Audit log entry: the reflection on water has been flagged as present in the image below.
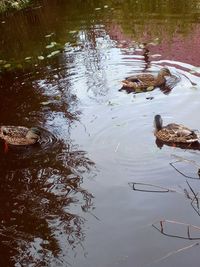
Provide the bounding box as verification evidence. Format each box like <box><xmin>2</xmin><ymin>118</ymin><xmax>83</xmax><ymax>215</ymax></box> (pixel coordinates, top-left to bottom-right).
<box><xmin>155</xmin><ymin>138</ymin><xmax>200</xmax><ymax>151</ymax></box>
<box><xmin>0</xmin><ymin>139</ymin><xmax>95</xmax><ymax>266</ymax></box>
<box><xmin>0</xmin><ymin>17</ymin><xmax>96</xmax><ymax>264</ymax></box>
<box><xmin>1</xmin><ymin>0</ymin><xmax>200</xmax><ymax>266</ymax></box>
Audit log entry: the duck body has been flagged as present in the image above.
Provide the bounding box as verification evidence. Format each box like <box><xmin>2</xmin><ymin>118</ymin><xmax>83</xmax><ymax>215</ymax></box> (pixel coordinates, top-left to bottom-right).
<box><xmin>154</xmin><ymin>115</ymin><xmax>199</xmax><ymax>143</ymax></box>
<box><xmin>0</xmin><ymin>126</ymin><xmax>41</xmax><ymax>145</ymax></box>
<box><xmin>122</xmin><ymin>68</ymin><xmax>172</xmax><ymax>90</ymax></box>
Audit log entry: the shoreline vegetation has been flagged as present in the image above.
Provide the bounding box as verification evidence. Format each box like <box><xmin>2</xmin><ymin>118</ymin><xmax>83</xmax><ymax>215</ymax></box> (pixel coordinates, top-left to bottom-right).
<box><xmin>0</xmin><ymin>0</ymin><xmax>31</xmax><ymax>13</ymax></box>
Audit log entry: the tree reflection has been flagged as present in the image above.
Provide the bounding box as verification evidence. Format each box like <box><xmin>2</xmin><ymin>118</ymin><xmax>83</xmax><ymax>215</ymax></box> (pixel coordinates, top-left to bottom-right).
<box><xmin>0</xmin><ymin>39</ymin><xmax>95</xmax><ymax>265</ymax></box>
<box><xmin>0</xmin><ymin>140</ymin><xmax>95</xmax><ymax>266</ymax></box>
<box><xmin>2</xmin><ymin>0</ymin><xmax>200</xmax><ymax>71</ymax></box>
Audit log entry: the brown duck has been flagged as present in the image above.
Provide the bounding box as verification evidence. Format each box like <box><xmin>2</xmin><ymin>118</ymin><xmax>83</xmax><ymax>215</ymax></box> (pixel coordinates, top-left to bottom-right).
<box><xmin>0</xmin><ymin>126</ymin><xmax>41</xmax><ymax>146</ymax></box>
<box><xmin>121</xmin><ymin>68</ymin><xmax>172</xmax><ymax>90</ymax></box>
<box><xmin>154</xmin><ymin>114</ymin><xmax>199</xmax><ymax>143</ymax></box>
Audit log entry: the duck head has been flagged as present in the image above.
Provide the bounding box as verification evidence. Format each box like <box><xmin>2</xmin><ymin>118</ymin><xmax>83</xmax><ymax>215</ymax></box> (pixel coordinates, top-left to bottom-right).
<box><xmin>26</xmin><ymin>127</ymin><xmax>41</xmax><ymax>141</ymax></box>
<box><xmin>154</xmin><ymin>114</ymin><xmax>163</xmax><ymax>131</ymax></box>
<box><xmin>158</xmin><ymin>68</ymin><xmax>172</xmax><ymax>78</ymax></box>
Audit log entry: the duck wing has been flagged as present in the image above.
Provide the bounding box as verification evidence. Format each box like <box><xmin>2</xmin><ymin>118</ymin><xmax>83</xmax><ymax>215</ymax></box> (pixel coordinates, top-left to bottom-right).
<box><xmin>121</xmin><ymin>73</ymin><xmax>157</xmax><ymax>90</ymax></box>
<box><xmin>0</xmin><ymin>126</ymin><xmax>29</xmax><ymax>145</ymax></box>
<box><xmin>0</xmin><ymin>126</ymin><xmax>28</xmax><ymax>138</ymax></box>
<box><xmin>162</xmin><ymin>123</ymin><xmax>199</xmax><ymax>143</ymax></box>
<box><xmin>125</xmin><ymin>73</ymin><xmax>155</xmax><ymax>82</ymax></box>
<box><xmin>122</xmin><ymin>74</ymin><xmax>156</xmax><ymax>89</ymax></box>
<box><xmin>166</xmin><ymin>124</ymin><xmax>194</xmax><ymax>136</ymax></box>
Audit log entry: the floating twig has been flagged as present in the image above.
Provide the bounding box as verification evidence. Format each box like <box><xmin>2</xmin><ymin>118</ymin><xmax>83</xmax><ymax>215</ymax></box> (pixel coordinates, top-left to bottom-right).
<box><xmin>186</xmin><ymin>180</ymin><xmax>199</xmax><ymax>209</ymax></box>
<box><xmin>152</xmin><ymin>242</ymin><xmax>199</xmax><ymax>264</ymax></box>
<box><xmin>183</xmin><ymin>188</ymin><xmax>192</xmax><ymax>200</ymax></box>
<box><xmin>115</xmin><ymin>142</ymin><xmax>120</xmax><ymax>152</ymax></box>
<box><xmin>129</xmin><ymin>182</ymin><xmax>176</xmax><ymax>193</ymax></box>
<box><xmin>191</xmin><ymin>199</ymin><xmax>200</xmax><ymax>217</ymax></box>
<box><xmin>152</xmin><ymin>219</ymin><xmax>200</xmax><ymax>240</ymax></box>
<box><xmin>171</xmin><ymin>154</ymin><xmax>200</xmax><ymax>168</ymax></box>
<box><xmin>170</xmin><ymin>161</ymin><xmax>200</xmax><ymax>180</ymax></box>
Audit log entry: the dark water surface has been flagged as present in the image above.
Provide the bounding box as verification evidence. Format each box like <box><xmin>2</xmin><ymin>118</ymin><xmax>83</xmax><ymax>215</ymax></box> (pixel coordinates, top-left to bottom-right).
<box><xmin>0</xmin><ymin>0</ymin><xmax>200</xmax><ymax>266</ymax></box>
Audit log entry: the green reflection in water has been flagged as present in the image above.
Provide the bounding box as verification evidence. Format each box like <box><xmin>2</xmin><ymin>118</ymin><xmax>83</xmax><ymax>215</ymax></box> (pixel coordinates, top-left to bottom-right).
<box><xmin>111</xmin><ymin>0</ymin><xmax>200</xmax><ymax>42</ymax></box>
<box><xmin>0</xmin><ymin>0</ymin><xmax>31</xmax><ymax>13</ymax></box>
<box><xmin>0</xmin><ymin>0</ymin><xmax>200</xmax><ymax>71</ymax></box>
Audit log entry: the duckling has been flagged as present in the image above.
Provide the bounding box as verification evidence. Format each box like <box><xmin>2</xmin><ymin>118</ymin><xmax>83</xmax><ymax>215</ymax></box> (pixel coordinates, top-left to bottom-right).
<box><xmin>154</xmin><ymin>115</ymin><xmax>199</xmax><ymax>143</ymax></box>
<box><xmin>0</xmin><ymin>126</ymin><xmax>41</xmax><ymax>145</ymax></box>
<box><xmin>122</xmin><ymin>68</ymin><xmax>172</xmax><ymax>90</ymax></box>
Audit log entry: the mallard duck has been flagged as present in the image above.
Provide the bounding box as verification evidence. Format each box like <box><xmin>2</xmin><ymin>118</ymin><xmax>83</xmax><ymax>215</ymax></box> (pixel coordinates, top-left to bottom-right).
<box><xmin>154</xmin><ymin>114</ymin><xmax>199</xmax><ymax>143</ymax></box>
<box><xmin>0</xmin><ymin>126</ymin><xmax>41</xmax><ymax>145</ymax></box>
<box><xmin>121</xmin><ymin>68</ymin><xmax>172</xmax><ymax>90</ymax></box>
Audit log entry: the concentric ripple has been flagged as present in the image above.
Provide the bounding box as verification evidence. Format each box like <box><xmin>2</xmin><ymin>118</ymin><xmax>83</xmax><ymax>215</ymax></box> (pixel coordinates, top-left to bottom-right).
<box><xmin>38</xmin><ymin>127</ymin><xmax>60</xmax><ymax>150</ymax></box>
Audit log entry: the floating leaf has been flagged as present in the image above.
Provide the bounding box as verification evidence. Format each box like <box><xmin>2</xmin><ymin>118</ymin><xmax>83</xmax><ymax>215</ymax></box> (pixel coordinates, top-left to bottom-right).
<box><xmin>46</xmin><ymin>42</ymin><xmax>57</xmax><ymax>49</ymax></box>
<box><xmin>47</xmin><ymin>50</ymin><xmax>61</xmax><ymax>58</ymax></box>
<box><xmin>25</xmin><ymin>57</ymin><xmax>32</xmax><ymax>60</ymax></box>
<box><xmin>45</xmin><ymin>33</ymin><xmax>54</xmax><ymax>38</ymax></box>
<box><xmin>41</xmin><ymin>101</ymin><xmax>52</xmax><ymax>106</ymax></box>
<box><xmin>11</xmin><ymin>2</ymin><xmax>19</xmax><ymax>8</ymax></box>
<box><xmin>135</xmin><ymin>48</ymin><xmax>143</xmax><ymax>52</ymax></box>
<box><xmin>95</xmin><ymin>7</ymin><xmax>101</xmax><ymax>10</ymax></box>
<box><xmin>54</xmin><ymin>95</ymin><xmax>61</xmax><ymax>100</ymax></box>
<box><xmin>4</xmin><ymin>63</ymin><xmax>11</xmax><ymax>68</ymax></box>
<box><xmin>189</xmin><ymin>70</ymin><xmax>196</xmax><ymax>74</ymax></box>
<box><xmin>149</xmin><ymin>38</ymin><xmax>160</xmax><ymax>46</ymax></box>
<box><xmin>107</xmin><ymin>101</ymin><xmax>118</xmax><ymax>106</ymax></box>
<box><xmin>149</xmin><ymin>42</ymin><xmax>158</xmax><ymax>46</ymax></box>
<box><xmin>139</xmin><ymin>44</ymin><xmax>145</xmax><ymax>49</ymax></box>
<box><xmin>50</xmin><ymin>50</ymin><xmax>61</xmax><ymax>56</ymax></box>
<box><xmin>38</xmin><ymin>56</ymin><xmax>45</xmax><ymax>60</ymax></box>
<box><xmin>115</xmin><ymin>122</ymin><xmax>127</xmax><ymax>127</ymax></box>
<box><xmin>46</xmin><ymin>44</ymin><xmax>54</xmax><ymax>49</ymax></box>
<box><xmin>190</xmin><ymin>67</ymin><xmax>200</xmax><ymax>73</ymax></box>
<box><xmin>151</xmin><ymin>54</ymin><xmax>162</xmax><ymax>58</ymax></box>
<box><xmin>147</xmin><ymin>86</ymin><xmax>154</xmax><ymax>91</ymax></box>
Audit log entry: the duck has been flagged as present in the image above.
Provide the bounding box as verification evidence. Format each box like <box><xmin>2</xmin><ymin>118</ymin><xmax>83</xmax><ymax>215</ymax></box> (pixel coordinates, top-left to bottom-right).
<box><xmin>154</xmin><ymin>114</ymin><xmax>199</xmax><ymax>143</ymax></box>
<box><xmin>0</xmin><ymin>126</ymin><xmax>41</xmax><ymax>146</ymax></box>
<box><xmin>121</xmin><ymin>68</ymin><xmax>172</xmax><ymax>90</ymax></box>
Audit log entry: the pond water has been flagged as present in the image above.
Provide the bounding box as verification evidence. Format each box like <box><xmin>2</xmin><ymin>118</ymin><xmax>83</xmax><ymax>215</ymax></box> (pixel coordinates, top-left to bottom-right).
<box><xmin>1</xmin><ymin>0</ymin><xmax>200</xmax><ymax>266</ymax></box>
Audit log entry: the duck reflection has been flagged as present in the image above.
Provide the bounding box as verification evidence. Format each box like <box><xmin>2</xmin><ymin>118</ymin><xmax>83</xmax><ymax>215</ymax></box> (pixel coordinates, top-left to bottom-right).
<box><xmin>155</xmin><ymin>138</ymin><xmax>200</xmax><ymax>150</ymax></box>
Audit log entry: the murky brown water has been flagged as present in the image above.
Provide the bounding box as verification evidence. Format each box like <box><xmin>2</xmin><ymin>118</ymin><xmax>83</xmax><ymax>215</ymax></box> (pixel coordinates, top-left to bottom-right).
<box><xmin>1</xmin><ymin>0</ymin><xmax>200</xmax><ymax>266</ymax></box>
